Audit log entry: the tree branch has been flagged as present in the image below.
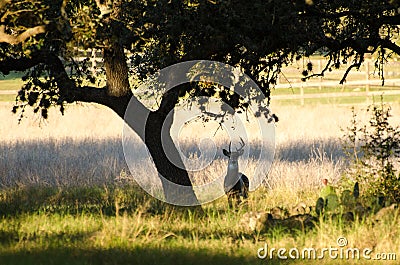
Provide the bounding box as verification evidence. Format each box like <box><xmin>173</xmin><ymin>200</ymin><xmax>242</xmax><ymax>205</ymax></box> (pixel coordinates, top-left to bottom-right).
<box><xmin>377</xmin><ymin>14</ymin><xmax>400</xmax><ymax>27</ymax></box>
<box><xmin>0</xmin><ymin>52</ymin><xmax>134</xmax><ymax>117</ymax></box>
<box><xmin>302</xmin><ymin>54</ymin><xmax>333</xmax><ymax>81</ymax></box>
<box><xmin>70</xmin><ymin>86</ymin><xmax>133</xmax><ymax>117</ymax></box>
<box><xmin>0</xmin><ymin>55</ymin><xmax>42</xmax><ymax>74</ymax></box>
<box><xmin>380</xmin><ymin>38</ymin><xmax>400</xmax><ymax>55</ymax></box>
<box><xmin>339</xmin><ymin>59</ymin><xmax>363</xmax><ymax>84</ymax></box>
<box><xmin>0</xmin><ymin>24</ymin><xmax>46</xmax><ymax>44</ymax></box>
<box><xmin>156</xmin><ymin>85</ymin><xmax>185</xmax><ymax>116</ymax></box>
<box><xmin>39</xmin><ymin>53</ymin><xmax>136</xmax><ymax>116</ymax></box>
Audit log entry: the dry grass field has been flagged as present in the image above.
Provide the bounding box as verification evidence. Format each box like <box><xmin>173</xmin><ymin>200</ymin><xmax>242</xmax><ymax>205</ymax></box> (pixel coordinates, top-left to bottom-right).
<box><xmin>2</xmin><ymin>100</ymin><xmax>399</xmax><ymax>190</ymax></box>
<box><xmin>0</xmin><ymin>99</ymin><xmax>399</xmax><ymax>264</ymax></box>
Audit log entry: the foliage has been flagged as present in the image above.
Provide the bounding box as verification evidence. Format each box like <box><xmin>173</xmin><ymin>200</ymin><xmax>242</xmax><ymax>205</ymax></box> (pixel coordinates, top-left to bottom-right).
<box><xmin>0</xmin><ymin>0</ymin><xmax>400</xmax><ymax>119</ymax></box>
<box><xmin>319</xmin><ymin>185</ymin><xmax>336</xmax><ymax>199</ymax></box>
<box><xmin>342</xmin><ymin>97</ymin><xmax>400</xmax><ymax>203</ymax></box>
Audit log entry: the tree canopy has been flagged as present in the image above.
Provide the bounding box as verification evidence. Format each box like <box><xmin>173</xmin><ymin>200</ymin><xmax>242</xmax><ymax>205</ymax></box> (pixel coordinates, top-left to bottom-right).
<box><xmin>1</xmin><ymin>0</ymin><xmax>399</xmax><ymax>117</ymax></box>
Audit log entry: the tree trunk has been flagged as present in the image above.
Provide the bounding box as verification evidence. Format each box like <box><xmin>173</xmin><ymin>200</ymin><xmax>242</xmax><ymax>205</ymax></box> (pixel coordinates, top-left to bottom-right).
<box><xmin>96</xmin><ymin>0</ymin><xmax>198</xmax><ymax>204</ymax></box>
<box><xmin>102</xmin><ymin>0</ymin><xmax>130</xmax><ymax>97</ymax></box>
<box><xmin>104</xmin><ymin>43</ymin><xmax>131</xmax><ymax>97</ymax></box>
<box><xmin>119</xmin><ymin>95</ymin><xmax>199</xmax><ymax>205</ymax></box>
<box><xmin>144</xmin><ymin>110</ymin><xmax>198</xmax><ymax>205</ymax></box>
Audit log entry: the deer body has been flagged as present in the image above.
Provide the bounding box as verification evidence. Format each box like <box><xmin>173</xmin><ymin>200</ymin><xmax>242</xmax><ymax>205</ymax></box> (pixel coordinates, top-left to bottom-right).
<box><xmin>223</xmin><ymin>139</ymin><xmax>249</xmax><ymax>207</ymax></box>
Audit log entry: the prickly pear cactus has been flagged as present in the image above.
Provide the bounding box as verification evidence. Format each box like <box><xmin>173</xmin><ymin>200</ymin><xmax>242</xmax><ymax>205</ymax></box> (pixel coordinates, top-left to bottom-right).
<box><xmin>353</xmin><ymin>182</ymin><xmax>359</xmax><ymax>199</ymax></box>
<box><xmin>316</xmin><ymin>197</ymin><xmax>324</xmax><ymax>216</ymax></box>
<box><xmin>320</xmin><ymin>185</ymin><xmax>336</xmax><ymax>199</ymax></box>
<box><xmin>317</xmin><ymin>183</ymin><xmax>339</xmax><ymax>212</ymax></box>
<box><xmin>341</xmin><ymin>189</ymin><xmax>356</xmax><ymax>209</ymax></box>
<box><xmin>325</xmin><ymin>193</ymin><xmax>339</xmax><ymax>211</ymax></box>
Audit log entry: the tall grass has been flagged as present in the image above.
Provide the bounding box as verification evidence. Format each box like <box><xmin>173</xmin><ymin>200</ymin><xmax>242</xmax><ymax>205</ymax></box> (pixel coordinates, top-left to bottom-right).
<box><xmin>2</xmin><ymin>101</ymin><xmax>399</xmax><ymax>199</ymax></box>
<box><xmin>0</xmin><ymin>102</ymin><xmax>358</xmax><ymax>187</ymax></box>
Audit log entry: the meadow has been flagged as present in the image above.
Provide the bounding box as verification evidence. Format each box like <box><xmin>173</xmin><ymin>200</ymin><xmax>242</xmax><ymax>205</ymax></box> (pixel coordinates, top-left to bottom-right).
<box><xmin>0</xmin><ymin>95</ymin><xmax>399</xmax><ymax>264</ymax></box>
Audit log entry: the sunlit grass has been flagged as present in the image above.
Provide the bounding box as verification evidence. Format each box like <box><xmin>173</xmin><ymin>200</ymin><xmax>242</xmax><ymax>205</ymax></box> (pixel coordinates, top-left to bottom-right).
<box><xmin>0</xmin><ymin>80</ymin><xmax>24</xmax><ymax>91</ymax></box>
<box><xmin>0</xmin><ymin>95</ymin><xmax>16</xmax><ymax>102</ymax></box>
<box><xmin>0</xmin><ymin>185</ymin><xmax>398</xmax><ymax>265</ymax></box>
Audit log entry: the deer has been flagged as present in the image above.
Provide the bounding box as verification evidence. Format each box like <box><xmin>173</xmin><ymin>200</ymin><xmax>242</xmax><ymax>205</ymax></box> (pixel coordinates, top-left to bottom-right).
<box><xmin>223</xmin><ymin>138</ymin><xmax>249</xmax><ymax>207</ymax></box>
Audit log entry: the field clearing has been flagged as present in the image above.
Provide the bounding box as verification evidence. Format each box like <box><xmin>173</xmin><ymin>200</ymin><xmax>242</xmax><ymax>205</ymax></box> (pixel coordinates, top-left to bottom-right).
<box><xmin>1</xmin><ymin>101</ymin><xmax>400</xmax><ymax>264</ymax></box>
<box><xmin>0</xmin><ymin>101</ymin><xmax>357</xmax><ymax>189</ymax></box>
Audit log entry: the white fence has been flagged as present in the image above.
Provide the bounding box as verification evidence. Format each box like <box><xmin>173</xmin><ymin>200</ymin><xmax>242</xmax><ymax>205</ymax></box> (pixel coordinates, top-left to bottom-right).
<box><xmin>272</xmin><ymin>60</ymin><xmax>400</xmax><ymax>104</ymax></box>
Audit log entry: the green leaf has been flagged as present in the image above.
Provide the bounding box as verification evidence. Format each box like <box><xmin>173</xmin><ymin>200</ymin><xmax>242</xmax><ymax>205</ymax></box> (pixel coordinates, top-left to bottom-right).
<box><xmin>320</xmin><ymin>185</ymin><xmax>336</xmax><ymax>199</ymax></box>
<box><xmin>325</xmin><ymin>194</ymin><xmax>339</xmax><ymax>211</ymax></box>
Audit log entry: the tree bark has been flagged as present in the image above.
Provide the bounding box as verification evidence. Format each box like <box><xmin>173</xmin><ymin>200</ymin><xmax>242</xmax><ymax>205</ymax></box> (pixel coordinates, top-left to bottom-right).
<box><xmin>100</xmin><ymin>89</ymin><xmax>199</xmax><ymax>205</ymax></box>
<box><xmin>94</xmin><ymin>1</ymin><xmax>197</xmax><ymax>203</ymax></box>
<box><xmin>122</xmin><ymin>93</ymin><xmax>198</xmax><ymax>205</ymax></box>
<box><xmin>144</xmin><ymin>110</ymin><xmax>198</xmax><ymax>205</ymax></box>
<box><xmin>102</xmin><ymin>0</ymin><xmax>131</xmax><ymax>97</ymax></box>
<box><xmin>103</xmin><ymin>43</ymin><xmax>131</xmax><ymax>97</ymax></box>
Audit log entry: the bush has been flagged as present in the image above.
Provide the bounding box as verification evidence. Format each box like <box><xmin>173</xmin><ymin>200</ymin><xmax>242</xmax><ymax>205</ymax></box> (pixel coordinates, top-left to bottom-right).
<box><xmin>341</xmin><ymin>97</ymin><xmax>400</xmax><ymax>204</ymax></box>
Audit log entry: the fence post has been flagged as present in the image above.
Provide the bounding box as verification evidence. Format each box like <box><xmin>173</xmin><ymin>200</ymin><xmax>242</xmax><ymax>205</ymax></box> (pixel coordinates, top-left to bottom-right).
<box><xmin>365</xmin><ymin>61</ymin><xmax>370</xmax><ymax>103</ymax></box>
<box><xmin>318</xmin><ymin>60</ymin><xmax>322</xmax><ymax>91</ymax></box>
<box><xmin>90</xmin><ymin>49</ymin><xmax>97</xmax><ymax>73</ymax></box>
<box><xmin>300</xmin><ymin>85</ymin><xmax>304</xmax><ymax>106</ymax></box>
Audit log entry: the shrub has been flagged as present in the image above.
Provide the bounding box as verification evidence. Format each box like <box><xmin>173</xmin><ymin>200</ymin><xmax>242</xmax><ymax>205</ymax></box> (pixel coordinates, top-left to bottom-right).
<box><xmin>341</xmin><ymin>97</ymin><xmax>400</xmax><ymax>204</ymax></box>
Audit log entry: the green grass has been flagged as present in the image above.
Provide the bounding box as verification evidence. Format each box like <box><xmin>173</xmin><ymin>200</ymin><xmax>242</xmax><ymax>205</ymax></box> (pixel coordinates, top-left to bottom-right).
<box><xmin>0</xmin><ymin>185</ymin><xmax>398</xmax><ymax>265</ymax></box>
<box><xmin>0</xmin><ymin>71</ymin><xmax>25</xmax><ymax>80</ymax></box>
<box><xmin>0</xmin><ymin>72</ymin><xmax>24</xmax><ymax>102</ymax></box>
<box><xmin>0</xmin><ymin>244</ymin><xmax>261</xmax><ymax>265</ymax></box>
<box><xmin>0</xmin><ymin>72</ymin><xmax>24</xmax><ymax>91</ymax></box>
<box><xmin>0</xmin><ymin>80</ymin><xmax>23</xmax><ymax>91</ymax></box>
<box><xmin>0</xmin><ymin>185</ymin><xmax>263</xmax><ymax>265</ymax></box>
<box><xmin>0</xmin><ymin>94</ymin><xmax>16</xmax><ymax>102</ymax></box>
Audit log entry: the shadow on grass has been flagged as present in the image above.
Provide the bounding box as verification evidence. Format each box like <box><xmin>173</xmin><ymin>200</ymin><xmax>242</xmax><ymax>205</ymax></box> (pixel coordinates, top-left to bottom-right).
<box><xmin>0</xmin><ymin>244</ymin><xmax>290</xmax><ymax>265</ymax></box>
<box><xmin>276</xmin><ymin>137</ymin><xmax>344</xmax><ymax>163</ymax></box>
<box><xmin>1</xmin><ymin>137</ymin><xmax>344</xmax><ymax>187</ymax></box>
<box><xmin>0</xmin><ymin>184</ymin><xmax>162</xmax><ymax>217</ymax></box>
<box><xmin>0</xmin><ymin>230</ymin><xmax>92</xmax><ymax>248</ymax></box>
<box><xmin>0</xmin><ymin>184</ymin><xmax>213</xmax><ymax>218</ymax></box>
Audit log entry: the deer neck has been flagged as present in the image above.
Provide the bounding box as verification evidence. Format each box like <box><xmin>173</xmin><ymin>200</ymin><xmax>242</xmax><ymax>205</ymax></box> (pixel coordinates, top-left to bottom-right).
<box><xmin>227</xmin><ymin>159</ymin><xmax>239</xmax><ymax>177</ymax></box>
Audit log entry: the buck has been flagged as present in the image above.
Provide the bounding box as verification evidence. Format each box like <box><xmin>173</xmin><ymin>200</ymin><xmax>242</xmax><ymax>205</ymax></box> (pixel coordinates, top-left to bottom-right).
<box><xmin>223</xmin><ymin>138</ymin><xmax>249</xmax><ymax>207</ymax></box>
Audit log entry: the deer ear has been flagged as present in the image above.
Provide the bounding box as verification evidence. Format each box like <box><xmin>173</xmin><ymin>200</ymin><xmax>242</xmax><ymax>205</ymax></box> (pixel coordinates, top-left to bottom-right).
<box><xmin>223</xmin><ymin>149</ymin><xmax>230</xmax><ymax>157</ymax></box>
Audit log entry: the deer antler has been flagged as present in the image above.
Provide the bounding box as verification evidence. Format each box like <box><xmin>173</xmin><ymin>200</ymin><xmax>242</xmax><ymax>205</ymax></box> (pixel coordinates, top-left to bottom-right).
<box><xmin>236</xmin><ymin>137</ymin><xmax>245</xmax><ymax>151</ymax></box>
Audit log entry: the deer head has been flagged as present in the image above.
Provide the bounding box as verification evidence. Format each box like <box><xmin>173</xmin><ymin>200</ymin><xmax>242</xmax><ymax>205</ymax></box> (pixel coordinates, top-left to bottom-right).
<box><xmin>223</xmin><ymin>137</ymin><xmax>245</xmax><ymax>159</ymax></box>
